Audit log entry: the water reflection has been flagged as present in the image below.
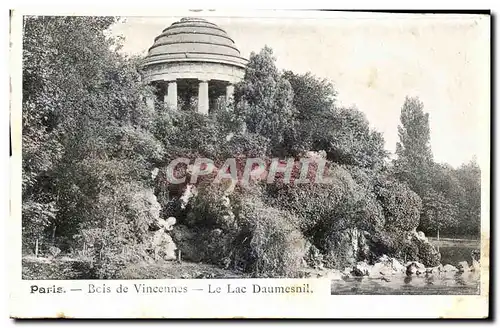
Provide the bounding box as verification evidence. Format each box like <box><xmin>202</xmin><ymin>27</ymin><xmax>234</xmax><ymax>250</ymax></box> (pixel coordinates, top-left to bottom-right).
<box><xmin>454</xmin><ymin>274</ymin><xmax>467</xmax><ymax>286</ymax></box>
<box><xmin>331</xmin><ymin>273</ymin><xmax>480</xmax><ymax>295</ymax></box>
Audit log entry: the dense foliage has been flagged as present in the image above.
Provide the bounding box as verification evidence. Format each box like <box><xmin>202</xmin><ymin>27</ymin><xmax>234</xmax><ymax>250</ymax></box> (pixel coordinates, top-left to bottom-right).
<box><xmin>22</xmin><ymin>17</ymin><xmax>481</xmax><ymax>278</ymax></box>
<box><xmin>22</xmin><ymin>16</ymin><xmax>162</xmax><ymax>277</ymax></box>
<box><xmin>393</xmin><ymin>98</ymin><xmax>481</xmax><ymax>238</ymax></box>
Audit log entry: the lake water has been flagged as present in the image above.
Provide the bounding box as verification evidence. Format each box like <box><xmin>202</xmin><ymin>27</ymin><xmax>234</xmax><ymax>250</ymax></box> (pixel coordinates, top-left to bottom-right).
<box><xmin>331</xmin><ymin>273</ymin><xmax>480</xmax><ymax>295</ymax></box>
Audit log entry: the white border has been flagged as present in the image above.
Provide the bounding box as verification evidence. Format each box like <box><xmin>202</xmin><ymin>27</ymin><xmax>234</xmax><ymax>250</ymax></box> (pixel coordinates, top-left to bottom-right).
<box><xmin>4</xmin><ymin>3</ymin><xmax>493</xmax><ymax>321</ymax></box>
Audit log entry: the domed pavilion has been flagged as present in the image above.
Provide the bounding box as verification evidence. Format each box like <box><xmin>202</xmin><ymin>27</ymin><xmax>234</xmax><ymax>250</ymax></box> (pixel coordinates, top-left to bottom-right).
<box><xmin>141</xmin><ymin>17</ymin><xmax>248</xmax><ymax>114</ymax></box>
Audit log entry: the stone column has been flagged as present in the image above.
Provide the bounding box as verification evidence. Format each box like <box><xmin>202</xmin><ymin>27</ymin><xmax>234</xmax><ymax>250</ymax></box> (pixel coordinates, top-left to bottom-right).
<box><xmin>226</xmin><ymin>84</ymin><xmax>235</xmax><ymax>102</ymax></box>
<box><xmin>198</xmin><ymin>80</ymin><xmax>209</xmax><ymax>114</ymax></box>
<box><xmin>165</xmin><ymin>81</ymin><xmax>177</xmax><ymax>110</ymax></box>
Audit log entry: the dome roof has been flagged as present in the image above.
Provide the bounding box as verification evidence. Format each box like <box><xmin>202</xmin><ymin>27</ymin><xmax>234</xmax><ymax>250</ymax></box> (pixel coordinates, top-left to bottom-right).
<box><xmin>142</xmin><ymin>17</ymin><xmax>247</xmax><ymax>69</ymax></box>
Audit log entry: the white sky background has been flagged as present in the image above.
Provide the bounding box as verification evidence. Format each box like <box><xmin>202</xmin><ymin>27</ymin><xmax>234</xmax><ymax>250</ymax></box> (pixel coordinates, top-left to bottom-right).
<box><xmin>110</xmin><ymin>13</ymin><xmax>490</xmax><ymax>168</ymax></box>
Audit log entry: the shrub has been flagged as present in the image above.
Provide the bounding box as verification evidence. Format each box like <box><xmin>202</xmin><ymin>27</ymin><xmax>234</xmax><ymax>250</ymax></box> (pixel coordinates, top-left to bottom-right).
<box><xmin>174</xmin><ymin>184</ymin><xmax>307</xmax><ymax>277</ymax></box>
<box><xmin>69</xmin><ymin>182</ymin><xmax>162</xmax><ymax>278</ymax></box>
<box><xmin>239</xmin><ymin>196</ymin><xmax>307</xmax><ymax>277</ymax></box>
<box><xmin>221</xmin><ymin>133</ymin><xmax>270</xmax><ymax>158</ymax></box>
<box><xmin>184</xmin><ymin>184</ymin><xmax>236</xmax><ymax>230</ymax></box>
<box><xmin>413</xmin><ymin>234</ymin><xmax>441</xmax><ymax>266</ymax></box>
<box><xmin>170</xmin><ymin>224</ymin><xmax>204</xmax><ymax>263</ymax></box>
<box><xmin>320</xmin><ymin>228</ymin><xmax>371</xmax><ymax>269</ymax></box>
<box><xmin>376</xmin><ymin>178</ymin><xmax>422</xmax><ymax>231</ymax></box>
<box><xmin>22</xmin><ymin>257</ymin><xmax>96</xmax><ymax>279</ymax></box>
<box><xmin>266</xmin><ymin>164</ymin><xmax>384</xmax><ymax>266</ymax></box>
<box><xmin>365</xmin><ymin>228</ymin><xmax>440</xmax><ymax>266</ymax></box>
<box><xmin>367</xmin><ymin>228</ymin><xmax>418</xmax><ymax>262</ymax></box>
<box><xmin>265</xmin><ymin>165</ymin><xmax>354</xmax><ymax>234</ymax></box>
<box><xmin>94</xmin><ymin>243</ymin><xmax>152</xmax><ymax>279</ymax></box>
<box><xmin>305</xmin><ymin>244</ymin><xmax>324</xmax><ymax>268</ymax></box>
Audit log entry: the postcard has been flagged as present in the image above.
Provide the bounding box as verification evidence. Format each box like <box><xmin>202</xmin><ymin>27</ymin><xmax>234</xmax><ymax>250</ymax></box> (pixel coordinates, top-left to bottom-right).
<box><xmin>9</xmin><ymin>9</ymin><xmax>490</xmax><ymax>318</ymax></box>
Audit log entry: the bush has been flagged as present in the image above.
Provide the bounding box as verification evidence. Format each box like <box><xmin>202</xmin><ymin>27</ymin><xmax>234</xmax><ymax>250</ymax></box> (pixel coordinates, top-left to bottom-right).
<box><xmin>184</xmin><ymin>184</ymin><xmax>236</xmax><ymax>230</ymax></box>
<box><xmin>174</xmin><ymin>184</ymin><xmax>307</xmax><ymax>277</ymax></box>
<box><xmin>68</xmin><ymin>182</ymin><xmax>163</xmax><ymax>278</ymax></box>
<box><xmin>94</xmin><ymin>243</ymin><xmax>152</xmax><ymax>279</ymax></box>
<box><xmin>413</xmin><ymin>234</ymin><xmax>441</xmax><ymax>266</ymax></box>
<box><xmin>221</xmin><ymin>133</ymin><xmax>270</xmax><ymax>158</ymax></box>
<box><xmin>239</xmin><ymin>196</ymin><xmax>307</xmax><ymax>277</ymax></box>
<box><xmin>366</xmin><ymin>229</ymin><xmax>417</xmax><ymax>262</ymax></box>
<box><xmin>265</xmin><ymin>164</ymin><xmax>384</xmax><ymax>267</ymax></box>
<box><xmin>365</xmin><ymin>228</ymin><xmax>440</xmax><ymax>266</ymax></box>
<box><xmin>22</xmin><ymin>257</ymin><xmax>96</xmax><ymax>279</ymax></box>
<box><xmin>320</xmin><ymin>228</ymin><xmax>371</xmax><ymax>269</ymax></box>
<box><xmin>265</xmin><ymin>165</ymin><xmax>354</xmax><ymax>234</ymax></box>
<box><xmin>170</xmin><ymin>224</ymin><xmax>203</xmax><ymax>263</ymax></box>
<box><xmin>305</xmin><ymin>244</ymin><xmax>324</xmax><ymax>268</ymax></box>
<box><xmin>376</xmin><ymin>178</ymin><xmax>422</xmax><ymax>231</ymax></box>
<box><xmin>95</xmin><ymin>252</ymin><xmax>130</xmax><ymax>279</ymax></box>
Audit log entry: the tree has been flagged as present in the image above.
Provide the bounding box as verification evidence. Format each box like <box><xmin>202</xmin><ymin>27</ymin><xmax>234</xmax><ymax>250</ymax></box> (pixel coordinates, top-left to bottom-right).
<box><xmin>455</xmin><ymin>159</ymin><xmax>481</xmax><ymax>237</ymax></box>
<box><xmin>393</xmin><ymin>96</ymin><xmax>433</xmax><ymax>195</ymax></box>
<box><xmin>392</xmin><ymin>97</ymin><xmax>481</xmax><ymax>239</ymax></box>
<box><xmin>234</xmin><ymin>46</ymin><xmax>295</xmax><ymax>154</ymax></box>
<box><xmin>281</xmin><ymin>71</ymin><xmax>387</xmax><ymax>168</ymax></box>
<box><xmin>420</xmin><ymin>189</ymin><xmax>457</xmax><ymax>239</ymax></box>
<box><xmin>321</xmin><ymin>107</ymin><xmax>387</xmax><ymax>169</ymax></box>
<box><xmin>376</xmin><ymin>178</ymin><xmax>422</xmax><ymax>232</ymax></box>
<box><xmin>280</xmin><ymin>71</ymin><xmax>336</xmax><ymax>155</ymax></box>
<box><xmin>22</xmin><ymin>16</ymin><xmax>162</xmax><ymax>257</ymax></box>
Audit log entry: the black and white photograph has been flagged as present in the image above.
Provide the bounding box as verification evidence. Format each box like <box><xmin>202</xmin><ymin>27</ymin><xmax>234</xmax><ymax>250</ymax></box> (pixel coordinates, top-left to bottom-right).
<box><xmin>10</xmin><ymin>9</ymin><xmax>490</xmax><ymax>318</ymax></box>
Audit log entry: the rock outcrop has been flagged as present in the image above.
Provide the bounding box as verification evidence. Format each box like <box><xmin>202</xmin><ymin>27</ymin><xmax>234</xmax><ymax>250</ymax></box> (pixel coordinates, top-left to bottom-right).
<box><xmin>443</xmin><ymin>264</ymin><xmax>459</xmax><ymax>272</ymax></box>
<box><xmin>410</xmin><ymin>231</ymin><xmax>441</xmax><ymax>267</ymax></box>
<box><xmin>426</xmin><ymin>264</ymin><xmax>444</xmax><ymax>275</ymax></box>
<box><xmin>180</xmin><ymin>184</ymin><xmax>197</xmax><ymax>209</ymax></box>
<box><xmin>351</xmin><ymin>261</ymin><xmax>373</xmax><ymax>277</ymax></box>
<box><xmin>370</xmin><ymin>255</ymin><xmax>405</xmax><ymax>277</ymax></box>
<box><xmin>336</xmin><ymin>251</ymin><xmax>480</xmax><ymax>282</ymax></box>
<box><xmin>300</xmin><ymin>268</ymin><xmax>343</xmax><ymax>279</ymax></box>
<box><xmin>457</xmin><ymin>261</ymin><xmax>469</xmax><ymax>273</ymax></box>
<box><xmin>471</xmin><ymin>259</ymin><xmax>480</xmax><ymax>272</ymax></box>
<box><xmin>152</xmin><ymin>230</ymin><xmax>177</xmax><ymax>260</ymax></box>
<box><xmin>406</xmin><ymin>261</ymin><xmax>426</xmax><ymax>276</ymax></box>
<box><xmin>471</xmin><ymin>249</ymin><xmax>480</xmax><ymax>262</ymax></box>
<box><xmin>322</xmin><ymin>228</ymin><xmax>371</xmax><ymax>269</ymax></box>
<box><xmin>152</xmin><ymin>217</ymin><xmax>178</xmax><ymax>261</ymax></box>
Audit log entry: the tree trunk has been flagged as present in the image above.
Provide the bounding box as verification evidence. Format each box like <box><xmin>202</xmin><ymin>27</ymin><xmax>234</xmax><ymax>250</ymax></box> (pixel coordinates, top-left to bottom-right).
<box><xmin>437</xmin><ymin>227</ymin><xmax>440</xmax><ymax>253</ymax></box>
<box><xmin>177</xmin><ymin>249</ymin><xmax>182</xmax><ymax>264</ymax></box>
<box><xmin>51</xmin><ymin>225</ymin><xmax>57</xmax><ymax>245</ymax></box>
<box><xmin>35</xmin><ymin>238</ymin><xmax>39</xmax><ymax>257</ymax></box>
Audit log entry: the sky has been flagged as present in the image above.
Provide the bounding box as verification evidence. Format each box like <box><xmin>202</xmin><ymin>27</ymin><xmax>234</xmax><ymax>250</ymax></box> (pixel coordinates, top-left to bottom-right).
<box><xmin>110</xmin><ymin>12</ymin><xmax>490</xmax><ymax>168</ymax></box>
